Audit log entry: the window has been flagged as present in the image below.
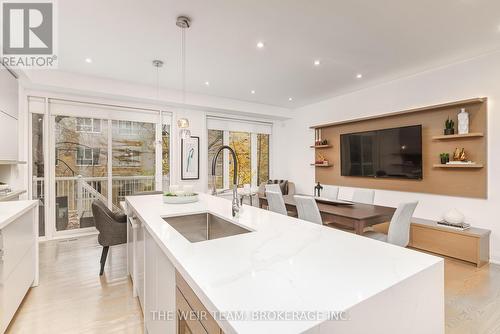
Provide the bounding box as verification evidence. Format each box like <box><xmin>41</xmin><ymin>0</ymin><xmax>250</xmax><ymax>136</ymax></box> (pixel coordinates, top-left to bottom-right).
<box><xmin>76</xmin><ymin>117</ymin><xmax>101</xmax><ymax>133</ymax></box>
<box><xmin>207</xmin><ymin>117</ymin><xmax>272</xmax><ymax>190</ymax></box>
<box><xmin>76</xmin><ymin>147</ymin><xmax>100</xmax><ymax>166</ymax></box>
<box><xmin>257</xmin><ymin>133</ymin><xmax>269</xmax><ymax>185</ymax></box>
<box><xmin>208</xmin><ymin>129</ymin><xmax>224</xmax><ymax>190</ymax></box>
<box><xmin>229</xmin><ymin>132</ymin><xmax>251</xmax><ymax>187</ymax></box>
<box><xmin>117</xmin><ymin>120</ymin><xmax>138</xmax><ymax>135</ymax></box>
<box><xmin>162</xmin><ymin>122</ymin><xmax>171</xmax><ymax>190</ymax></box>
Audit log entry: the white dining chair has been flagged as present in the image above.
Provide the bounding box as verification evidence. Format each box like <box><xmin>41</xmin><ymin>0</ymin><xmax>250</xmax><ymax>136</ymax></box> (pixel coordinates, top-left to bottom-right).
<box><xmin>265</xmin><ymin>191</ymin><xmax>288</xmax><ymax>216</ymax></box>
<box><xmin>294</xmin><ymin>195</ymin><xmax>323</xmax><ymax>224</ymax></box>
<box><xmin>365</xmin><ymin>201</ymin><xmax>418</xmax><ymax>247</ymax></box>
<box><xmin>352</xmin><ymin>189</ymin><xmax>375</xmax><ymax>204</ymax></box>
<box><xmin>321</xmin><ymin>185</ymin><xmax>339</xmax><ymax>200</ymax></box>
<box><xmin>265</xmin><ymin>183</ymin><xmax>282</xmax><ymax>194</ymax></box>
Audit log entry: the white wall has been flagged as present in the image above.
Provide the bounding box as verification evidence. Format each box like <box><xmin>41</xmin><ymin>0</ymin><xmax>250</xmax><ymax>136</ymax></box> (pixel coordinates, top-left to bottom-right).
<box><xmin>275</xmin><ymin>51</ymin><xmax>500</xmax><ymax>263</ymax></box>
<box><xmin>18</xmin><ymin>71</ymin><xmax>286</xmax><ymax>196</ymax></box>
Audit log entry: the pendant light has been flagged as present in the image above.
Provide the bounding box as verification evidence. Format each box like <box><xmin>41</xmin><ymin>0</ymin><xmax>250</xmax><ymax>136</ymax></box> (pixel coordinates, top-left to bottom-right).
<box><xmin>177</xmin><ymin>16</ymin><xmax>191</xmax><ymax>140</ymax></box>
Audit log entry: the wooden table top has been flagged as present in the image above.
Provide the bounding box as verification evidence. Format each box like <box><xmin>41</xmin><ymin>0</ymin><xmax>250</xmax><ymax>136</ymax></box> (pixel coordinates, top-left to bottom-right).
<box><xmin>260</xmin><ymin>194</ymin><xmax>396</xmax><ymax>221</ymax></box>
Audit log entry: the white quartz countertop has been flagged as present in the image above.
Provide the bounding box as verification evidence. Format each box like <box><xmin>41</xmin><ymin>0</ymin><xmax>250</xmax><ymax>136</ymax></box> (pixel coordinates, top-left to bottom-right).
<box><xmin>0</xmin><ymin>200</ymin><xmax>38</xmax><ymax>229</ymax></box>
<box><xmin>126</xmin><ymin>193</ymin><xmax>442</xmax><ymax>334</ymax></box>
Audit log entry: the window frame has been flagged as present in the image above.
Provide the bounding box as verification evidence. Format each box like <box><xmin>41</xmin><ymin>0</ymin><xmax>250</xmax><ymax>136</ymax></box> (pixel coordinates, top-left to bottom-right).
<box><xmin>76</xmin><ymin>117</ymin><xmax>102</xmax><ymax>133</ymax></box>
<box><xmin>208</xmin><ymin>128</ymin><xmax>271</xmax><ymax>190</ymax></box>
<box><xmin>75</xmin><ymin>147</ymin><xmax>100</xmax><ymax>166</ymax></box>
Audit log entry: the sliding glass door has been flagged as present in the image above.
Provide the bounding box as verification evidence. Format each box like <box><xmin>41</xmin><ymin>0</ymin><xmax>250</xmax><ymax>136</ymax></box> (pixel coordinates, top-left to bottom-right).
<box><xmin>111</xmin><ymin>120</ymin><xmax>156</xmax><ymax>206</ymax></box>
<box><xmin>54</xmin><ymin>116</ymin><xmax>109</xmax><ymax>231</ymax></box>
<box><xmin>31</xmin><ymin>113</ymin><xmax>46</xmax><ymax>237</ymax></box>
<box><xmin>29</xmin><ymin>97</ymin><xmax>171</xmax><ymax>239</ymax></box>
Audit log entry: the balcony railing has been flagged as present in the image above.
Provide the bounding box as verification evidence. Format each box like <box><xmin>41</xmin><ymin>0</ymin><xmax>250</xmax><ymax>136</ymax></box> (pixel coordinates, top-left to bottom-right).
<box><xmin>33</xmin><ymin>175</ymin><xmax>156</xmax><ymax>225</ymax></box>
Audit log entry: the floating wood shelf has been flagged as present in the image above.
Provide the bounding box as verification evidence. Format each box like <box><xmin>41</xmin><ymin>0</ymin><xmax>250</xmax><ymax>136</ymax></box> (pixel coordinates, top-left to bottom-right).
<box><xmin>432</xmin><ymin>132</ymin><xmax>484</xmax><ymax>140</ymax></box>
<box><xmin>310</xmin><ymin>163</ymin><xmax>333</xmax><ymax>167</ymax></box>
<box><xmin>310</xmin><ymin>97</ymin><xmax>486</xmax><ymax>129</ymax></box>
<box><xmin>433</xmin><ymin>163</ymin><xmax>483</xmax><ymax>169</ymax></box>
<box><xmin>310</xmin><ymin>145</ymin><xmax>332</xmax><ymax>148</ymax></box>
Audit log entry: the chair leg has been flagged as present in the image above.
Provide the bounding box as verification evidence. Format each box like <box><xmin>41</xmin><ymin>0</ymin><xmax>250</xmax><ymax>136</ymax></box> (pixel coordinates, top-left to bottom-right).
<box><xmin>99</xmin><ymin>246</ymin><xmax>109</xmax><ymax>276</ymax></box>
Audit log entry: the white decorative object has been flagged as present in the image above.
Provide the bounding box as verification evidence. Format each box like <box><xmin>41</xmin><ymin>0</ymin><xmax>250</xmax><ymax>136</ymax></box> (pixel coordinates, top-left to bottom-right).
<box><xmin>457</xmin><ymin>108</ymin><xmax>469</xmax><ymax>135</ymax></box>
<box><xmin>163</xmin><ymin>193</ymin><xmax>199</xmax><ymax>204</ymax></box>
<box><xmin>169</xmin><ymin>185</ymin><xmax>180</xmax><ymax>194</ymax></box>
<box><xmin>183</xmin><ymin>185</ymin><xmax>194</xmax><ymax>195</ymax></box>
<box><xmin>443</xmin><ymin>208</ymin><xmax>465</xmax><ymax>225</ymax></box>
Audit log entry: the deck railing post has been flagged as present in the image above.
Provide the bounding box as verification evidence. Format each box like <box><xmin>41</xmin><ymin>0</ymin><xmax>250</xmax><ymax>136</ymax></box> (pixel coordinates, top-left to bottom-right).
<box><xmin>76</xmin><ymin>175</ymin><xmax>83</xmax><ymax>218</ymax></box>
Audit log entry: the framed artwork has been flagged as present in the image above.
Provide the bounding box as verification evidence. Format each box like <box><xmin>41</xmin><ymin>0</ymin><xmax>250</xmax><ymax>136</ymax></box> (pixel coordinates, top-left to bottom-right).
<box><xmin>181</xmin><ymin>136</ymin><xmax>200</xmax><ymax>180</ymax></box>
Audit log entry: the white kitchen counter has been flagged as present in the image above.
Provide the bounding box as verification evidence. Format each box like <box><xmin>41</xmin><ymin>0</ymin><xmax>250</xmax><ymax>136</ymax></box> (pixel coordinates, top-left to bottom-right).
<box><xmin>126</xmin><ymin>193</ymin><xmax>444</xmax><ymax>334</ymax></box>
<box><xmin>0</xmin><ymin>200</ymin><xmax>38</xmax><ymax>229</ymax></box>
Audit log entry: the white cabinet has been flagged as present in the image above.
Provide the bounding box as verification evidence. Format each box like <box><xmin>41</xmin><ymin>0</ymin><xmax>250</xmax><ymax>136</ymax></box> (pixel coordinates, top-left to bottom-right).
<box><xmin>0</xmin><ymin>65</ymin><xmax>18</xmax><ymax>162</ymax></box>
<box><xmin>136</xmin><ymin>219</ymin><xmax>145</xmax><ymax>309</ymax></box>
<box><xmin>0</xmin><ymin>111</ymin><xmax>18</xmax><ymax>161</ymax></box>
<box><xmin>0</xmin><ymin>201</ymin><xmax>38</xmax><ymax>334</ymax></box>
<box><xmin>144</xmin><ymin>227</ymin><xmax>176</xmax><ymax>334</ymax></box>
<box><xmin>0</xmin><ymin>66</ymin><xmax>18</xmax><ymax>119</ymax></box>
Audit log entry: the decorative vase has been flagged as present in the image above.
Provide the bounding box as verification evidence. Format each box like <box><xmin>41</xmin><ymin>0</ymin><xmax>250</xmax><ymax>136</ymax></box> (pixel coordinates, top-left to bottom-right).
<box><xmin>440</xmin><ymin>156</ymin><xmax>447</xmax><ymax>164</ymax></box>
<box><xmin>444</xmin><ymin>209</ymin><xmax>465</xmax><ymax>225</ymax></box>
<box><xmin>457</xmin><ymin>108</ymin><xmax>469</xmax><ymax>135</ymax></box>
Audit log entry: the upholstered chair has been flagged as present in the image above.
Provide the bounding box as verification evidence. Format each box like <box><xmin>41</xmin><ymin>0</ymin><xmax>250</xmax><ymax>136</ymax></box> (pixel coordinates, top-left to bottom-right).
<box><xmin>294</xmin><ymin>195</ymin><xmax>323</xmax><ymax>224</ymax></box>
<box><xmin>365</xmin><ymin>201</ymin><xmax>418</xmax><ymax>247</ymax></box>
<box><xmin>92</xmin><ymin>200</ymin><xmax>127</xmax><ymax>275</ymax></box>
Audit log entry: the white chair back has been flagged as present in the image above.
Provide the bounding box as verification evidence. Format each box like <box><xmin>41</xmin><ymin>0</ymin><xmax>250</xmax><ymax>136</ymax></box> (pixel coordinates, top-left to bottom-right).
<box><xmin>265</xmin><ymin>183</ymin><xmax>282</xmax><ymax>194</ymax></box>
<box><xmin>352</xmin><ymin>189</ymin><xmax>375</xmax><ymax>204</ymax></box>
<box><xmin>321</xmin><ymin>185</ymin><xmax>339</xmax><ymax>200</ymax></box>
<box><xmin>387</xmin><ymin>201</ymin><xmax>418</xmax><ymax>247</ymax></box>
<box><xmin>294</xmin><ymin>195</ymin><xmax>322</xmax><ymax>224</ymax></box>
<box><xmin>265</xmin><ymin>191</ymin><xmax>287</xmax><ymax>216</ymax></box>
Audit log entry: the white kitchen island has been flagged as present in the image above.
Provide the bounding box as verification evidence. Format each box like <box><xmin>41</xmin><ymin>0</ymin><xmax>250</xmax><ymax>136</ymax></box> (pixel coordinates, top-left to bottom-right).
<box><xmin>125</xmin><ymin>193</ymin><xmax>444</xmax><ymax>334</ymax></box>
<box><xmin>0</xmin><ymin>200</ymin><xmax>39</xmax><ymax>333</ymax></box>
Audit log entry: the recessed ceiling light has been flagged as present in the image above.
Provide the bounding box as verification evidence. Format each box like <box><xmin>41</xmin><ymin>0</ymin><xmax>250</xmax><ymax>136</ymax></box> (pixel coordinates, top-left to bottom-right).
<box><xmin>251</xmin><ymin>90</ymin><xmax>256</xmax><ymax>94</ymax></box>
<box><xmin>356</xmin><ymin>73</ymin><xmax>363</xmax><ymax>79</ymax></box>
<box><xmin>288</xmin><ymin>97</ymin><xmax>293</xmax><ymax>101</ymax></box>
<box><xmin>85</xmin><ymin>58</ymin><xmax>92</xmax><ymax>63</ymax></box>
<box><xmin>204</xmin><ymin>81</ymin><xmax>210</xmax><ymax>86</ymax></box>
<box><xmin>314</xmin><ymin>60</ymin><xmax>321</xmax><ymax>66</ymax></box>
<box><xmin>256</xmin><ymin>41</ymin><xmax>265</xmax><ymax>49</ymax></box>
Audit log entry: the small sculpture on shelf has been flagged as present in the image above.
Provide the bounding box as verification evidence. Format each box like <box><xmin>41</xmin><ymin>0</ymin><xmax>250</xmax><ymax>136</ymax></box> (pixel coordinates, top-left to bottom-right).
<box><xmin>452</xmin><ymin>148</ymin><xmax>468</xmax><ymax>162</ymax></box>
<box><xmin>314</xmin><ymin>182</ymin><xmax>323</xmax><ymax>197</ymax></box>
<box><xmin>315</xmin><ymin>153</ymin><xmax>329</xmax><ymax>165</ymax></box>
<box><xmin>444</xmin><ymin>117</ymin><xmax>455</xmax><ymax>135</ymax></box>
<box><xmin>457</xmin><ymin>108</ymin><xmax>469</xmax><ymax>135</ymax></box>
<box><xmin>314</xmin><ymin>128</ymin><xmax>322</xmax><ymax>146</ymax></box>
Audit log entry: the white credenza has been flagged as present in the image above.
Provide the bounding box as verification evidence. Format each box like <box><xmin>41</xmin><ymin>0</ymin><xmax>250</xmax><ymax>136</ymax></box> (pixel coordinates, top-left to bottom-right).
<box><xmin>0</xmin><ymin>201</ymin><xmax>39</xmax><ymax>334</ymax></box>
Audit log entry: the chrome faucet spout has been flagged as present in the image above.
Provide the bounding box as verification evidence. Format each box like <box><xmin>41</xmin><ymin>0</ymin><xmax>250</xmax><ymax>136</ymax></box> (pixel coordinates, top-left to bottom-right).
<box><xmin>211</xmin><ymin>145</ymin><xmax>240</xmax><ymax>217</ymax></box>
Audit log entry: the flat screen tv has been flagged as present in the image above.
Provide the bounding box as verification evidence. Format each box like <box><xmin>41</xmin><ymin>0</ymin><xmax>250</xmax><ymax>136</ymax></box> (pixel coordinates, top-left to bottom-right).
<box><xmin>340</xmin><ymin>125</ymin><xmax>422</xmax><ymax>180</ymax></box>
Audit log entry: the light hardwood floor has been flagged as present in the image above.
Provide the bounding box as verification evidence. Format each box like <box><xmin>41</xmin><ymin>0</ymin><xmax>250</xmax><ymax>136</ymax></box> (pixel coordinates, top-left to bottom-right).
<box><xmin>6</xmin><ymin>236</ymin><xmax>143</xmax><ymax>334</ymax></box>
<box><xmin>6</xmin><ymin>235</ymin><xmax>500</xmax><ymax>333</ymax></box>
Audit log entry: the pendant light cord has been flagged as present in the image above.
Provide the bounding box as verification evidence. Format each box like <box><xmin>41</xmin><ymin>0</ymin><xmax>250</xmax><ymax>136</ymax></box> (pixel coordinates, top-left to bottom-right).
<box><xmin>181</xmin><ymin>25</ymin><xmax>186</xmax><ymax>105</ymax></box>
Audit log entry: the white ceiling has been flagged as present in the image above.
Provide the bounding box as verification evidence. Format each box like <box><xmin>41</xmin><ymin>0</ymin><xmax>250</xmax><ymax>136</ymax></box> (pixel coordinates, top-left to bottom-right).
<box><xmin>54</xmin><ymin>0</ymin><xmax>500</xmax><ymax>108</ymax></box>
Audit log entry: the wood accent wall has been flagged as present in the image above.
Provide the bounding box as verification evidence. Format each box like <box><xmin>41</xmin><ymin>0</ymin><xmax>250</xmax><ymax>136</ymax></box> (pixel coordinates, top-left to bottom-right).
<box><xmin>313</xmin><ymin>98</ymin><xmax>487</xmax><ymax>198</ymax></box>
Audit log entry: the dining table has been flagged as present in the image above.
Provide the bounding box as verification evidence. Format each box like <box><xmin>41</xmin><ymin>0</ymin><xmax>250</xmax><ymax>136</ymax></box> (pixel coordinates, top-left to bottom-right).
<box><xmin>258</xmin><ymin>194</ymin><xmax>396</xmax><ymax>235</ymax></box>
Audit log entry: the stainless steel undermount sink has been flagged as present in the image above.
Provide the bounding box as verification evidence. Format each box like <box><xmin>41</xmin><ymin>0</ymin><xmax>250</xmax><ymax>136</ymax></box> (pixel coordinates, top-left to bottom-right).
<box><xmin>163</xmin><ymin>213</ymin><xmax>252</xmax><ymax>243</ymax></box>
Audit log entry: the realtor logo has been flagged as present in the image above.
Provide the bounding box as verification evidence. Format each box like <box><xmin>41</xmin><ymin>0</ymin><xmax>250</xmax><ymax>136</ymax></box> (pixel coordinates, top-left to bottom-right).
<box><xmin>1</xmin><ymin>1</ymin><xmax>57</xmax><ymax>68</ymax></box>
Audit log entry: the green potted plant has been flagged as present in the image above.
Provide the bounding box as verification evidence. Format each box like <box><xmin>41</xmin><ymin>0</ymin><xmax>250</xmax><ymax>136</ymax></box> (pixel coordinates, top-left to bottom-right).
<box><xmin>444</xmin><ymin>117</ymin><xmax>455</xmax><ymax>135</ymax></box>
<box><xmin>439</xmin><ymin>153</ymin><xmax>449</xmax><ymax>164</ymax></box>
